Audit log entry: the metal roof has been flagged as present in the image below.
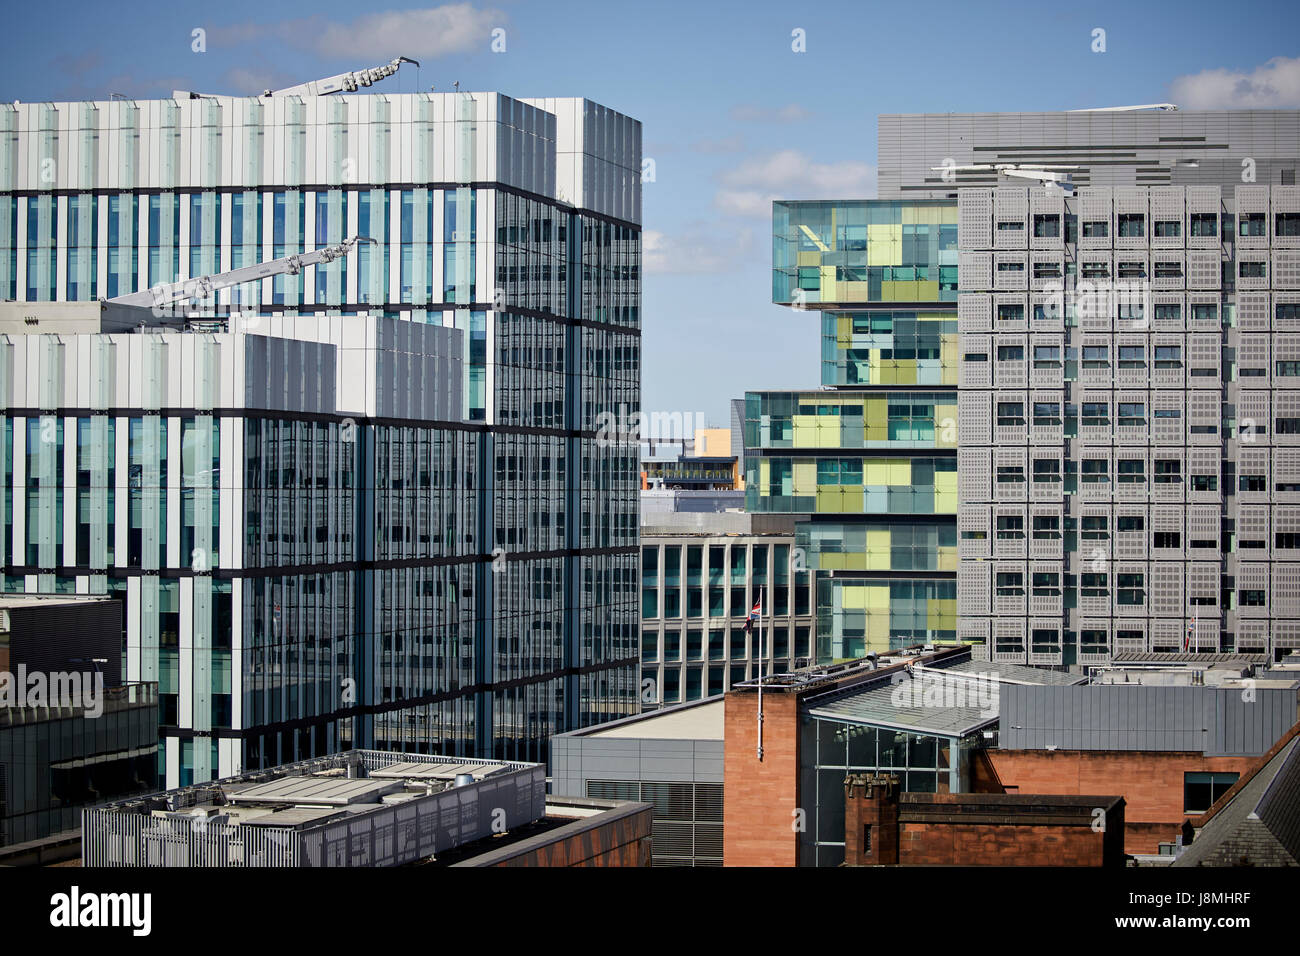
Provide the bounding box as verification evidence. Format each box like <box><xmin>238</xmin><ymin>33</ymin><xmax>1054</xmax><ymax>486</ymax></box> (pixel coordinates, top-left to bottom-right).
<box><xmin>585</xmin><ymin>698</ymin><xmax>725</xmax><ymax>741</ymax></box>
<box><xmin>225</xmin><ymin>776</ymin><xmax>402</xmax><ymax>807</ymax></box>
<box><xmin>1113</xmin><ymin>651</ymin><xmax>1271</xmax><ymax>666</ymax></box>
<box><xmin>367</xmin><ymin>761</ymin><xmax>505</xmax><ymax>781</ymax></box>
<box><xmin>928</xmin><ymin>659</ymin><xmax>1086</xmax><ymax>686</ymax></box>
<box><xmin>807</xmin><ymin>682</ymin><xmax>998</xmax><ymax>738</ymax></box>
<box><xmin>805</xmin><ymin>658</ymin><xmax>1080</xmax><ymax>737</ymax></box>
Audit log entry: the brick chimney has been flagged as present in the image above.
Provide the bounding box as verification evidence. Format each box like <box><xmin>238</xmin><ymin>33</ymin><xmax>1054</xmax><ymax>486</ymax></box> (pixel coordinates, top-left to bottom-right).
<box><xmin>844</xmin><ymin>772</ymin><xmax>900</xmax><ymax>865</ymax></box>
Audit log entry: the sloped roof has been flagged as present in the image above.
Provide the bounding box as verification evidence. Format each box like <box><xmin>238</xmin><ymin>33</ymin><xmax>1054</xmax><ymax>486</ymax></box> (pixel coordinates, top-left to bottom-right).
<box><xmin>1173</xmin><ymin>724</ymin><xmax>1300</xmax><ymax>867</ymax></box>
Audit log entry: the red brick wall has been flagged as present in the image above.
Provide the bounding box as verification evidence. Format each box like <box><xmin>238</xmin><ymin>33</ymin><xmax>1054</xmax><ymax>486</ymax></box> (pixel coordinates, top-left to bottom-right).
<box><xmin>724</xmin><ymin>691</ymin><xmax>801</xmax><ymax>866</ymax></box>
<box><xmin>899</xmin><ymin>822</ymin><xmax>1106</xmax><ymax>866</ymax></box>
<box><xmin>987</xmin><ymin>750</ymin><xmax>1256</xmax><ymax>854</ymax></box>
<box><xmin>488</xmin><ymin>808</ymin><xmax>653</xmax><ymax>867</ymax></box>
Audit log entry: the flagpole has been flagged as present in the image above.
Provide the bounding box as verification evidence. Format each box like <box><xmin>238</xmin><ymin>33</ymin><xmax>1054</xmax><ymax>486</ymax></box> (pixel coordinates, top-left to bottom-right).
<box><xmin>757</xmin><ymin>587</ymin><xmax>764</xmax><ymax>761</ymax></box>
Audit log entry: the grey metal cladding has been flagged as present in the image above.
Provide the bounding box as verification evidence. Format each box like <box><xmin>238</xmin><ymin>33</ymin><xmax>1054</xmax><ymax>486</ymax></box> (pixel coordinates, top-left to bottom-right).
<box><xmin>878</xmin><ymin>110</ymin><xmax>1300</xmax><ymax>198</ymax></box>
<box><xmin>550</xmin><ymin>733</ymin><xmax>724</xmax><ymax>789</ymax></box>
<box><xmin>1001</xmin><ymin>684</ymin><xmax>1297</xmax><ymax>755</ymax></box>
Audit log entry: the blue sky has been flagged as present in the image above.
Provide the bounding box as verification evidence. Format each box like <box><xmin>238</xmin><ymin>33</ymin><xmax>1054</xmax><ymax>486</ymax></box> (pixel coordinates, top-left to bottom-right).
<box><xmin>3</xmin><ymin>0</ymin><xmax>1298</xmax><ymax>430</ymax></box>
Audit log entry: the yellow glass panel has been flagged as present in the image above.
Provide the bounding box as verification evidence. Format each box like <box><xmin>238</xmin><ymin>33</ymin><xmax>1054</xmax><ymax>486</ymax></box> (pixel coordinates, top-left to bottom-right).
<box><xmin>837</xmin><ymin>314</ymin><xmax>852</xmax><ymax>346</ymax></box>
<box><xmin>792</xmin><ymin>415</ymin><xmax>819</xmax><ymax>446</ymax></box>
<box><xmin>797</xmin><ymin>251</ymin><xmax>821</xmax><ymax>267</ymax></box>
<box><xmin>934</xmin><ymin>470</ymin><xmax>958</xmax><ymax>512</ymax></box>
<box><xmin>866</xmin><ymin>585</ymin><xmax>890</xmax><ymax>610</ymax></box>
<box><xmin>865</xmin><ymin>460</ymin><xmax>892</xmax><ymax>484</ymax></box>
<box><xmin>841</xmin><ymin>586</ymin><xmax>867</xmax><ymax>609</ymax></box>
<box><xmin>866</xmin><ymin>530</ymin><xmax>891</xmax><ymax>570</ymax></box>
<box><xmin>866</xmin><ymin>399</ymin><xmax>887</xmax><ymax>427</ymax></box>
<box><xmin>816</xmin><ymin>267</ymin><xmax>837</xmax><ymax>300</ymax></box>
<box><xmin>867</xmin><ymin>224</ymin><xmax>901</xmax><ymax>264</ymax></box>
<box><xmin>759</xmin><ymin>458</ymin><xmax>770</xmax><ymax>491</ymax></box>
<box><xmin>928</xmin><ymin>598</ymin><xmax>957</xmax><ymax>630</ymax></box>
<box><xmin>941</xmin><ymin>336</ymin><xmax>959</xmax><ymax>374</ymax></box>
<box><xmin>881</xmin><ymin>280</ymin><xmax>896</xmax><ymax>300</ymax></box>
<box><xmin>918</xmin><ymin>280</ymin><xmax>940</xmax><ymax>300</ymax></box>
<box><xmin>867</xmin><ymin>613</ymin><xmax>891</xmax><ymax>641</ymax></box>
<box><xmin>895</xmin><ymin>359</ymin><xmax>917</xmax><ymax>383</ymax></box>
<box><xmin>889</xmin><ymin>460</ymin><xmax>911</xmax><ymax>485</ymax></box>
<box><xmin>937</xmin><ymin>546</ymin><xmax>958</xmax><ymax>572</ymax></box>
<box><xmin>793</xmin><ymin>461</ymin><xmax>816</xmax><ymax>494</ymax></box>
<box><xmin>820</xmin><ymin>552</ymin><xmax>844</xmax><ymax>571</ymax></box>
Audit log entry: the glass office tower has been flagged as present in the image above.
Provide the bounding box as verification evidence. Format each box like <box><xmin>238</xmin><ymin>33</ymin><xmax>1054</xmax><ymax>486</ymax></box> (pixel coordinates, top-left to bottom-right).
<box><xmin>749</xmin><ymin>200</ymin><xmax>959</xmax><ymax>660</ymax></box>
<box><xmin>0</xmin><ymin>91</ymin><xmax>642</xmax><ymax>785</ymax></box>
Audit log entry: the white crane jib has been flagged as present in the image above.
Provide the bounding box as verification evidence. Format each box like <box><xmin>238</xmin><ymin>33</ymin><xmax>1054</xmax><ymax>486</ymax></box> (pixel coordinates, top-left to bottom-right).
<box><xmin>929</xmin><ymin>163</ymin><xmax>1081</xmax><ymax>190</ymax></box>
<box><xmin>172</xmin><ymin>57</ymin><xmax>420</xmax><ymax>101</ymax></box>
<box><xmin>258</xmin><ymin>57</ymin><xmax>421</xmax><ymax>98</ymax></box>
<box><xmin>1068</xmin><ymin>104</ymin><xmax>1180</xmax><ymax>112</ymax></box>
<box><xmin>108</xmin><ymin>236</ymin><xmax>372</xmax><ymax>310</ymax></box>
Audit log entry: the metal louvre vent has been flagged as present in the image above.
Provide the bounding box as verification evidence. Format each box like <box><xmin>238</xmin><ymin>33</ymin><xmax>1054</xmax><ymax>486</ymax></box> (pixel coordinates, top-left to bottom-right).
<box><xmin>651</xmin><ymin>821</ymin><xmax>693</xmax><ymax>860</ymax></box>
<box><xmin>694</xmin><ymin>783</ymin><xmax>723</xmax><ymax>823</ymax></box>
<box><xmin>641</xmin><ymin>782</ymin><xmax>694</xmax><ymax>821</ymax></box>
<box><xmin>694</xmin><ymin>823</ymin><xmax>723</xmax><ymax>861</ymax></box>
<box><xmin>586</xmin><ymin>780</ymin><xmax>639</xmax><ymax>802</ymax></box>
<box><xmin>586</xmin><ymin>779</ymin><xmax>723</xmax><ymax>865</ymax></box>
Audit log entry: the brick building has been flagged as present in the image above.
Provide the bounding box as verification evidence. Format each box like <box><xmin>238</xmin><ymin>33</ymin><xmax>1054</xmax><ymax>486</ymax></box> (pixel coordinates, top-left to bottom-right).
<box><xmin>981</xmin><ymin>662</ymin><xmax>1299</xmax><ymax>853</ymax></box>
<box><xmin>984</xmin><ymin>749</ymin><xmax>1258</xmax><ymax>854</ymax></box>
<box><xmin>722</xmin><ymin>645</ymin><xmax>1085</xmax><ymax>866</ymax></box>
<box><xmin>843</xmin><ymin>772</ymin><xmax>1126</xmax><ymax>867</ymax></box>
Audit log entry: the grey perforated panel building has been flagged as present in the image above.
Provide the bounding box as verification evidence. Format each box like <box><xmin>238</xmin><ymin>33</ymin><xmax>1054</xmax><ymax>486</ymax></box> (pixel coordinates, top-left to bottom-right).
<box><xmin>876</xmin><ymin>110</ymin><xmax>1300</xmax><ymax>664</ymax></box>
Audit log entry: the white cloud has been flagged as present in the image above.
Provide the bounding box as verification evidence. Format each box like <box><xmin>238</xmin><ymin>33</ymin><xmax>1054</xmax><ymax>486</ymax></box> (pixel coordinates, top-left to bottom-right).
<box><xmin>313</xmin><ymin>5</ymin><xmax>504</xmax><ymax>60</ymax></box>
<box><xmin>714</xmin><ymin>149</ymin><xmax>876</xmax><ymax>218</ymax></box>
<box><xmin>730</xmin><ymin>104</ymin><xmax>811</xmax><ymax>123</ymax></box>
<box><xmin>1169</xmin><ymin>56</ymin><xmax>1300</xmax><ymax>109</ymax></box>
<box><xmin>212</xmin><ymin>4</ymin><xmax>504</xmax><ymax>62</ymax></box>
<box><xmin>690</xmin><ymin>134</ymin><xmax>746</xmax><ymax>155</ymax></box>
<box><xmin>643</xmin><ymin>226</ymin><xmax>757</xmax><ymax>275</ymax></box>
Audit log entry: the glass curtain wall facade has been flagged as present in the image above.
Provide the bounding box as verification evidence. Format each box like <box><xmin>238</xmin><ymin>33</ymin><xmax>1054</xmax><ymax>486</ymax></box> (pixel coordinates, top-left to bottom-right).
<box><xmin>752</xmin><ymin>201</ymin><xmax>960</xmax><ymax>660</ymax></box>
<box><xmin>0</xmin><ymin>92</ymin><xmax>642</xmax><ymax>784</ymax></box>
<box><xmin>640</xmin><ymin>534</ymin><xmax>814</xmax><ymax>705</ymax></box>
<box><xmin>798</xmin><ymin>712</ymin><xmax>979</xmax><ymax>867</ymax></box>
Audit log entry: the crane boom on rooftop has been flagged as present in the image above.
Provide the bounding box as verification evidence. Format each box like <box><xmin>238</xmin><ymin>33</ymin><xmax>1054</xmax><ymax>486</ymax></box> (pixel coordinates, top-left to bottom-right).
<box><xmin>173</xmin><ymin>57</ymin><xmax>420</xmax><ymax>101</ymax></box>
<box><xmin>108</xmin><ymin>237</ymin><xmax>373</xmax><ymax>310</ymax></box>
<box><xmin>259</xmin><ymin>57</ymin><xmax>421</xmax><ymax>98</ymax></box>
